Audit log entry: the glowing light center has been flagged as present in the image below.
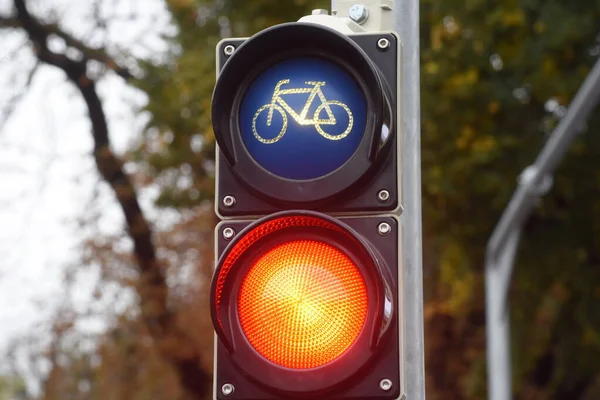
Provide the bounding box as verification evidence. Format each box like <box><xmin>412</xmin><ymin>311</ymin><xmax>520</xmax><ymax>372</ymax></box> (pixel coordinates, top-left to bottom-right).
<box><xmin>237</xmin><ymin>240</ymin><xmax>368</xmax><ymax>369</ymax></box>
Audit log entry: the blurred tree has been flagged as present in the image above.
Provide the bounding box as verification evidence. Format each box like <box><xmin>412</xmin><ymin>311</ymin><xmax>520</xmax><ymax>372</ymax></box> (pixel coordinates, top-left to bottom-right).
<box><xmin>2</xmin><ymin>0</ymin><xmax>600</xmax><ymax>399</ymax></box>
<box><xmin>137</xmin><ymin>0</ymin><xmax>600</xmax><ymax>399</ymax></box>
<box><xmin>2</xmin><ymin>208</ymin><xmax>215</xmax><ymax>400</ymax></box>
<box><xmin>131</xmin><ymin>0</ymin><xmax>327</xmax><ymax>208</ymax></box>
<box><xmin>0</xmin><ymin>0</ymin><xmax>213</xmax><ymax>399</ymax></box>
<box><xmin>420</xmin><ymin>0</ymin><xmax>600</xmax><ymax>398</ymax></box>
<box><xmin>0</xmin><ymin>375</ymin><xmax>27</xmax><ymax>400</ymax></box>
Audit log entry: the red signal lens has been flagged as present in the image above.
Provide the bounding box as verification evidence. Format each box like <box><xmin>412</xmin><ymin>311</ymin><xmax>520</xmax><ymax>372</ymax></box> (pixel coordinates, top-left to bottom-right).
<box><xmin>211</xmin><ymin>212</ymin><xmax>393</xmax><ymax>393</ymax></box>
<box><xmin>238</xmin><ymin>240</ymin><xmax>368</xmax><ymax>369</ymax></box>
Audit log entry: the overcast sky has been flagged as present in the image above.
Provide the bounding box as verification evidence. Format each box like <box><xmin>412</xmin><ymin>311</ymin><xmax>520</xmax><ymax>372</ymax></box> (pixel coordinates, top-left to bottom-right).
<box><xmin>0</xmin><ymin>0</ymin><xmax>175</xmax><ymax>379</ymax></box>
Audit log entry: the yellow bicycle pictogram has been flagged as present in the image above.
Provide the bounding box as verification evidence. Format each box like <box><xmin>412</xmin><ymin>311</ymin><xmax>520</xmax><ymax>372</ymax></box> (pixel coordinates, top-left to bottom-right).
<box><xmin>252</xmin><ymin>79</ymin><xmax>354</xmax><ymax>144</ymax></box>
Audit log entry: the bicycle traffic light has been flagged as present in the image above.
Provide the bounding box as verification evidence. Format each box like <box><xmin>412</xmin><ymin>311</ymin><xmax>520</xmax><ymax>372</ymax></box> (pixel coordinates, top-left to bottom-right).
<box><xmin>211</xmin><ymin>20</ymin><xmax>402</xmax><ymax>400</ymax></box>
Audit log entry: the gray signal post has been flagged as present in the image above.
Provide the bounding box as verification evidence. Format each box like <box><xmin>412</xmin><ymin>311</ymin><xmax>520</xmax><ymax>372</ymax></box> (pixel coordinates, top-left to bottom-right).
<box><xmin>330</xmin><ymin>1</ymin><xmax>426</xmax><ymax>399</ymax></box>
<box><xmin>486</xmin><ymin>58</ymin><xmax>600</xmax><ymax>400</ymax></box>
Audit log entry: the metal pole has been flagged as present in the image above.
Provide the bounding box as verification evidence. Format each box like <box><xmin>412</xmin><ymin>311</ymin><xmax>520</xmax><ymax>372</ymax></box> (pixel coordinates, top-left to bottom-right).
<box><xmin>486</xmin><ymin>230</ymin><xmax>521</xmax><ymax>400</ymax></box>
<box><xmin>488</xmin><ymin>58</ymin><xmax>600</xmax><ymax>260</ymax></box>
<box><xmin>330</xmin><ymin>2</ymin><xmax>425</xmax><ymax>398</ymax></box>
<box><xmin>394</xmin><ymin>0</ymin><xmax>426</xmax><ymax>399</ymax></box>
<box><xmin>486</xmin><ymin>57</ymin><xmax>600</xmax><ymax>400</ymax></box>
<box><xmin>331</xmin><ymin>2</ymin><xmax>426</xmax><ymax>398</ymax></box>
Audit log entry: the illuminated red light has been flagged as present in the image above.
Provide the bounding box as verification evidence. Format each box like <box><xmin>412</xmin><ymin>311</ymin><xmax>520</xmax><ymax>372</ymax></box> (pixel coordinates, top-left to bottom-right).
<box><xmin>238</xmin><ymin>240</ymin><xmax>368</xmax><ymax>369</ymax></box>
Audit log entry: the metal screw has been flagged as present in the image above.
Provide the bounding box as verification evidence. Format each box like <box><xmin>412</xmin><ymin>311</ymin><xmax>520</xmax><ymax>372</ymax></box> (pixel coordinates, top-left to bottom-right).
<box><xmin>311</xmin><ymin>9</ymin><xmax>329</xmax><ymax>15</ymax></box>
<box><xmin>379</xmin><ymin>378</ymin><xmax>393</xmax><ymax>391</ymax></box>
<box><xmin>221</xmin><ymin>383</ymin><xmax>235</xmax><ymax>396</ymax></box>
<box><xmin>223</xmin><ymin>45</ymin><xmax>235</xmax><ymax>56</ymax></box>
<box><xmin>349</xmin><ymin>4</ymin><xmax>369</xmax><ymax>24</ymax></box>
<box><xmin>378</xmin><ymin>190</ymin><xmax>391</xmax><ymax>203</ymax></box>
<box><xmin>223</xmin><ymin>195</ymin><xmax>236</xmax><ymax>208</ymax></box>
<box><xmin>223</xmin><ymin>227</ymin><xmax>236</xmax><ymax>241</ymax></box>
<box><xmin>377</xmin><ymin>37</ymin><xmax>391</xmax><ymax>51</ymax></box>
<box><xmin>378</xmin><ymin>222</ymin><xmax>392</xmax><ymax>236</ymax></box>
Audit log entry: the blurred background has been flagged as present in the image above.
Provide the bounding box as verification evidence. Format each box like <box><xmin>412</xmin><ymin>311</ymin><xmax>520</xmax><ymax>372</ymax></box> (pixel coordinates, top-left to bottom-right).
<box><xmin>0</xmin><ymin>0</ymin><xmax>600</xmax><ymax>399</ymax></box>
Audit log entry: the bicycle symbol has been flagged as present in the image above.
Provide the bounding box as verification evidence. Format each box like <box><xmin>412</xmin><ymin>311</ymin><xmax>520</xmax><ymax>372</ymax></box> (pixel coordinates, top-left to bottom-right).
<box><xmin>252</xmin><ymin>79</ymin><xmax>354</xmax><ymax>144</ymax></box>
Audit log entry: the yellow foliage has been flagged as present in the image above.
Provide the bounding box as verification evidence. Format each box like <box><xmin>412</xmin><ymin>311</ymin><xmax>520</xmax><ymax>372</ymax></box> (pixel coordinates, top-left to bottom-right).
<box><xmin>500</xmin><ymin>9</ymin><xmax>525</xmax><ymax>27</ymax></box>
<box><xmin>425</xmin><ymin>61</ymin><xmax>440</xmax><ymax>75</ymax></box>
<box><xmin>582</xmin><ymin>327</ymin><xmax>600</xmax><ymax>347</ymax></box>
<box><xmin>425</xmin><ymin>166</ymin><xmax>443</xmax><ymax>195</ymax></box>
<box><xmin>444</xmin><ymin>19</ymin><xmax>460</xmax><ymax>37</ymax></box>
<box><xmin>488</xmin><ymin>101</ymin><xmax>501</xmax><ymax>114</ymax></box>
<box><xmin>542</xmin><ymin>57</ymin><xmax>558</xmax><ymax>76</ymax></box>
<box><xmin>167</xmin><ymin>0</ymin><xmax>193</xmax><ymax>9</ymax></box>
<box><xmin>534</xmin><ymin>21</ymin><xmax>546</xmax><ymax>33</ymax></box>
<box><xmin>431</xmin><ymin>25</ymin><xmax>444</xmax><ymax>51</ymax></box>
<box><xmin>430</xmin><ymin>19</ymin><xmax>463</xmax><ymax>52</ymax></box>
<box><xmin>447</xmin><ymin>67</ymin><xmax>480</xmax><ymax>90</ymax></box>
<box><xmin>439</xmin><ymin>243</ymin><xmax>475</xmax><ymax>314</ymax></box>
<box><xmin>456</xmin><ymin>125</ymin><xmax>474</xmax><ymax>150</ymax></box>
<box><xmin>563</xmin><ymin>46</ymin><xmax>575</xmax><ymax>62</ymax></box>
<box><xmin>426</xmin><ymin>185</ymin><xmax>441</xmax><ymax>196</ymax></box>
<box><xmin>549</xmin><ymin>282</ymin><xmax>569</xmax><ymax>303</ymax></box>
<box><xmin>446</xmin><ymin>273</ymin><xmax>476</xmax><ymax>314</ymax></box>
<box><xmin>471</xmin><ymin>135</ymin><xmax>497</xmax><ymax>153</ymax></box>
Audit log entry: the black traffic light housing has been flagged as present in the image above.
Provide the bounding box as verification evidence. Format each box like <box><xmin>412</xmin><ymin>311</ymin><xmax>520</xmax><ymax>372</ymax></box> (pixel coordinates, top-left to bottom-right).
<box><xmin>211</xmin><ymin>20</ymin><xmax>403</xmax><ymax>400</ymax></box>
<box><xmin>213</xmin><ymin>213</ymin><xmax>401</xmax><ymax>400</ymax></box>
<box><xmin>213</xmin><ymin>23</ymin><xmax>400</xmax><ymax>217</ymax></box>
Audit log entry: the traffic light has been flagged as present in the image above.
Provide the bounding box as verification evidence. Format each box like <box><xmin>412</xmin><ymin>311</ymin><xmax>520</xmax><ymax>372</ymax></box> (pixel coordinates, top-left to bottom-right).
<box><xmin>211</xmin><ymin>19</ymin><xmax>402</xmax><ymax>400</ymax></box>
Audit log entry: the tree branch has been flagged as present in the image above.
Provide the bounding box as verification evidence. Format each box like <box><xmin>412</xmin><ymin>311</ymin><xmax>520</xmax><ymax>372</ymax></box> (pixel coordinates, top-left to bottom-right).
<box><xmin>44</xmin><ymin>22</ymin><xmax>132</xmax><ymax>79</ymax></box>
<box><xmin>11</xmin><ymin>0</ymin><xmax>210</xmax><ymax>397</ymax></box>
<box><xmin>0</xmin><ymin>15</ymin><xmax>21</xmax><ymax>28</ymax></box>
<box><xmin>0</xmin><ymin>61</ymin><xmax>39</xmax><ymax>133</ymax></box>
<box><xmin>1</xmin><ymin>7</ymin><xmax>132</xmax><ymax>79</ymax></box>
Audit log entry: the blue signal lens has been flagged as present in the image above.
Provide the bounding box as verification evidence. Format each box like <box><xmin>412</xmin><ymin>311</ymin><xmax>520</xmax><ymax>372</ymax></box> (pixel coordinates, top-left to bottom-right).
<box><xmin>239</xmin><ymin>57</ymin><xmax>367</xmax><ymax>180</ymax></box>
